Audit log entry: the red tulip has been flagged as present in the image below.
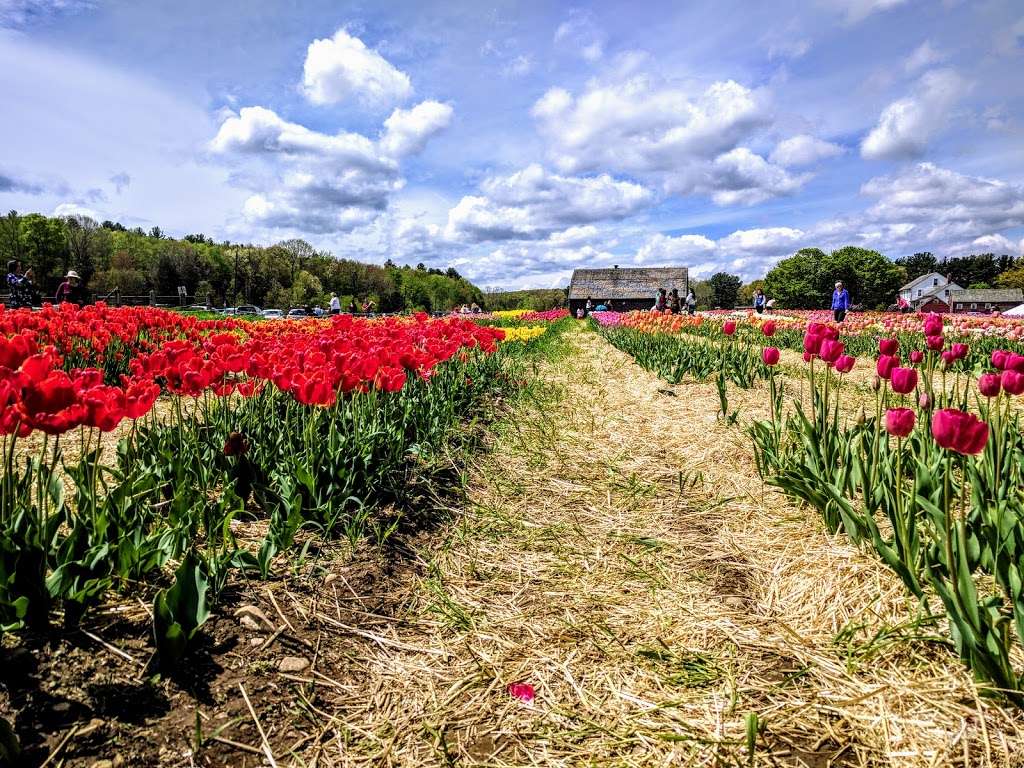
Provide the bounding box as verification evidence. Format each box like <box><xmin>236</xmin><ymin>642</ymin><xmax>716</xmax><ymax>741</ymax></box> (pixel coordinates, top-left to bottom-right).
<box><xmin>723</xmin><ymin>321</ymin><xmax>737</xmax><ymax>336</ymax></box>
<box><xmin>879</xmin><ymin>338</ymin><xmax>899</xmax><ymax>356</ymax></box>
<box><xmin>951</xmin><ymin>342</ymin><xmax>969</xmax><ymax>360</ymax></box>
<box><xmin>1002</xmin><ymin>370</ymin><xmax>1024</xmax><ymax>396</ymax></box>
<box><xmin>925</xmin><ymin>335</ymin><xmax>944</xmax><ymax>351</ymax></box>
<box><xmin>991</xmin><ymin>350</ymin><xmax>1008</xmax><ymax>370</ymax></box>
<box><xmin>923</xmin><ymin>314</ymin><xmax>943</xmax><ymax>336</ymax></box>
<box><xmin>819</xmin><ymin>339</ymin><xmax>844</xmax><ymax>364</ymax></box>
<box><xmin>931</xmin><ymin>408</ymin><xmax>989</xmax><ymax>455</ymax></box>
<box><xmin>885</xmin><ymin>408</ymin><xmax>915</xmax><ymax>438</ymax></box>
<box><xmin>909</xmin><ymin>350</ymin><xmax>924</xmax><ymax>364</ymax></box>
<box><xmin>762</xmin><ymin>321</ymin><xmax>776</xmax><ymax>337</ymax></box>
<box><xmin>876</xmin><ymin>354</ymin><xmax>899</xmax><ymax>380</ymax></box>
<box><xmin>835</xmin><ymin>355</ymin><xmax>856</xmax><ymax>373</ymax></box>
<box><xmin>890</xmin><ymin>367</ymin><xmax>918</xmax><ymax>394</ymax></box>
<box><xmin>762</xmin><ymin>347</ymin><xmax>780</xmax><ymax>366</ymax></box>
<box><xmin>223</xmin><ymin>431</ymin><xmax>249</xmax><ymax>456</ymax></box>
<box><xmin>1007</xmin><ymin>353</ymin><xmax>1024</xmax><ymax>374</ymax></box>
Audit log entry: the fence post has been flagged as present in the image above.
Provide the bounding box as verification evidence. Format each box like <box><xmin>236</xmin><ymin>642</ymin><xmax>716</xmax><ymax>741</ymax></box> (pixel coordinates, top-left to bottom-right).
<box><xmin>149</xmin><ymin>290</ymin><xmax>156</xmax><ymax>306</ymax></box>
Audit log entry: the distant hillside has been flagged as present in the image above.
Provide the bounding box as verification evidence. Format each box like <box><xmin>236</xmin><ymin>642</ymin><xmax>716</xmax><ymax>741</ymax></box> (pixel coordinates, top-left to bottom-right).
<box><xmin>484</xmin><ymin>288</ymin><xmax>567</xmax><ymax>311</ymax></box>
<box><xmin>1</xmin><ymin>211</ymin><xmax>484</xmax><ymax>312</ymax></box>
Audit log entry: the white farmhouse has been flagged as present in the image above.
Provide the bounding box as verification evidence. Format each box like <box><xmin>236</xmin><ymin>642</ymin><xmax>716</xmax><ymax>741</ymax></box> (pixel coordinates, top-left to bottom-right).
<box><xmin>898</xmin><ymin>272</ymin><xmax>963</xmax><ymax>310</ymax></box>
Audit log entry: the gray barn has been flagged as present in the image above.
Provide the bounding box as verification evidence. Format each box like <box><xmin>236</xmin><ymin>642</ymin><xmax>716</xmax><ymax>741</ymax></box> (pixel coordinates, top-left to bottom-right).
<box><xmin>568</xmin><ymin>266</ymin><xmax>689</xmax><ymax>315</ymax></box>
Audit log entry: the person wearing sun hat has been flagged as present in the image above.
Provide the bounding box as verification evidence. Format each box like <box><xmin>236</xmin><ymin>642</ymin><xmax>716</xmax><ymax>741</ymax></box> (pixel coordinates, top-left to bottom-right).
<box><xmin>55</xmin><ymin>270</ymin><xmax>84</xmax><ymax>305</ymax></box>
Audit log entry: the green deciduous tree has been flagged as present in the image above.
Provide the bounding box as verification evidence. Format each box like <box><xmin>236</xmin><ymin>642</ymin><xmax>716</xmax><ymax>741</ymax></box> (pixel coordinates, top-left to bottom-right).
<box><xmin>708</xmin><ymin>272</ymin><xmax>742</xmax><ymax>309</ymax></box>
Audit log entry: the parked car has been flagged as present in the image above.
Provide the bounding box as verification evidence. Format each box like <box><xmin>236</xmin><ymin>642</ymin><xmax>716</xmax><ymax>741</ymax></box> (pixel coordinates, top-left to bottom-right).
<box><xmin>262</xmin><ymin>308</ymin><xmax>284</xmax><ymax>320</ymax></box>
<box><xmin>236</xmin><ymin>304</ymin><xmax>261</xmax><ymax>316</ymax></box>
<box><xmin>220</xmin><ymin>307</ymin><xmax>237</xmax><ymax>315</ymax></box>
<box><xmin>286</xmin><ymin>308</ymin><xmax>309</xmax><ymax>319</ymax></box>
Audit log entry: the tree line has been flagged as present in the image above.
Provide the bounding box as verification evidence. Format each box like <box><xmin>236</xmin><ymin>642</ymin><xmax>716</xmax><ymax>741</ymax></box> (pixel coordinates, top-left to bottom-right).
<box><xmin>0</xmin><ymin>211</ymin><xmax>486</xmax><ymax>313</ymax></box>
<box><xmin>694</xmin><ymin>247</ymin><xmax>1021</xmax><ymax>311</ymax></box>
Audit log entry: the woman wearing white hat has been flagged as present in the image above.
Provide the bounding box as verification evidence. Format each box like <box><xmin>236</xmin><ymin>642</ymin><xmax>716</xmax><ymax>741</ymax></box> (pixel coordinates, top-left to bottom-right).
<box><xmin>55</xmin><ymin>270</ymin><xmax>83</xmax><ymax>305</ymax></box>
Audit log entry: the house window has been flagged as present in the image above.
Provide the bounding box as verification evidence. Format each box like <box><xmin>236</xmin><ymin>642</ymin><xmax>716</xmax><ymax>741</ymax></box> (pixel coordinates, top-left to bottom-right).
<box><xmin>917</xmin><ymin>289</ymin><xmax>921</xmax><ymax>297</ymax></box>
<box><xmin>971</xmin><ymin>303</ymin><xmax>977</xmax><ymax>310</ymax></box>
<box><xmin>933</xmin><ymin>279</ymin><xmax>938</xmax><ymax>286</ymax></box>
<box><xmin>944</xmin><ymin>290</ymin><xmax>949</xmax><ymax>296</ymax></box>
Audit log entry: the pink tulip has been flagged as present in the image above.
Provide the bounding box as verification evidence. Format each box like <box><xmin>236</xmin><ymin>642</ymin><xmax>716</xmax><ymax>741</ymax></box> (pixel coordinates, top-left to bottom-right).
<box><xmin>885</xmin><ymin>408</ymin><xmax>915</xmax><ymax>438</ymax></box>
<box><xmin>762</xmin><ymin>347</ymin><xmax>780</xmax><ymax>366</ymax></box>
<box><xmin>1007</xmin><ymin>353</ymin><xmax>1024</xmax><ymax>374</ymax></box>
<box><xmin>923</xmin><ymin>314</ymin><xmax>943</xmax><ymax>336</ymax></box>
<box><xmin>723</xmin><ymin>321</ymin><xmax>737</xmax><ymax>336</ymax></box>
<box><xmin>1002</xmin><ymin>370</ymin><xmax>1024</xmax><ymax>396</ymax></box>
<box><xmin>819</xmin><ymin>339</ymin><xmax>844</xmax><ymax>364</ymax></box>
<box><xmin>803</xmin><ymin>333</ymin><xmax>823</xmax><ymax>355</ymax></box>
<box><xmin>876</xmin><ymin>354</ymin><xmax>899</xmax><ymax>380</ymax></box>
<box><xmin>909</xmin><ymin>350</ymin><xmax>924</xmax><ymax>364</ymax></box>
<box><xmin>835</xmin><ymin>355</ymin><xmax>856</xmax><ymax>373</ymax></box>
<box><xmin>890</xmin><ymin>367</ymin><xmax>918</xmax><ymax>394</ymax></box>
<box><xmin>879</xmin><ymin>338</ymin><xmax>899</xmax><ymax>356</ymax></box>
<box><xmin>978</xmin><ymin>373</ymin><xmax>1001</xmax><ymax>398</ymax></box>
<box><xmin>925</xmin><ymin>335</ymin><xmax>944</xmax><ymax>351</ymax></box>
<box><xmin>951</xmin><ymin>342</ymin><xmax>969</xmax><ymax>360</ymax></box>
<box><xmin>932</xmin><ymin>408</ymin><xmax>989</xmax><ymax>455</ymax></box>
<box><xmin>802</xmin><ymin>351</ymin><xmax>813</xmax><ymax>363</ymax></box>
<box><xmin>941</xmin><ymin>350</ymin><xmax>957</xmax><ymax>367</ymax></box>
<box><xmin>918</xmin><ymin>391</ymin><xmax>932</xmax><ymax>410</ymax></box>
<box><xmin>992</xmin><ymin>350</ymin><xmax>1008</xmax><ymax>370</ymax></box>
<box><xmin>762</xmin><ymin>321</ymin><xmax>776</xmax><ymax>337</ymax></box>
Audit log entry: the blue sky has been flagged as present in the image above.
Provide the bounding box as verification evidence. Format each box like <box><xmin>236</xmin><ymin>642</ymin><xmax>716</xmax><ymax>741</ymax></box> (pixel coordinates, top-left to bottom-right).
<box><xmin>1</xmin><ymin>0</ymin><xmax>1022</xmax><ymax>289</ymax></box>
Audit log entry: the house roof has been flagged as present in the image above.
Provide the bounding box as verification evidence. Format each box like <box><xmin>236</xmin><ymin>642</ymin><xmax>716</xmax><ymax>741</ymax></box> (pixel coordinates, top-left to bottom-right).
<box><xmin>568</xmin><ymin>267</ymin><xmax>689</xmax><ymax>300</ymax></box>
<box><xmin>900</xmin><ymin>272</ymin><xmax>947</xmax><ymax>291</ymax></box>
<box><xmin>949</xmin><ymin>288</ymin><xmax>1024</xmax><ymax>304</ymax></box>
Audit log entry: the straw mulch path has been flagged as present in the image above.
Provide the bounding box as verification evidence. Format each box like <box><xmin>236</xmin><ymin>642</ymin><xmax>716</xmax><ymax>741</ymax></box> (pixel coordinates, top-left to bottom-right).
<box><xmin>313</xmin><ymin>323</ymin><xmax>1024</xmax><ymax>767</ymax></box>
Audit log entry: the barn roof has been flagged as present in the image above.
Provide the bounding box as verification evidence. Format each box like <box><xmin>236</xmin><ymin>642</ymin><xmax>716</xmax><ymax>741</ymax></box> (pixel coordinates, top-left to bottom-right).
<box><xmin>949</xmin><ymin>288</ymin><xmax>1024</xmax><ymax>303</ymax></box>
<box><xmin>568</xmin><ymin>267</ymin><xmax>689</xmax><ymax>300</ymax></box>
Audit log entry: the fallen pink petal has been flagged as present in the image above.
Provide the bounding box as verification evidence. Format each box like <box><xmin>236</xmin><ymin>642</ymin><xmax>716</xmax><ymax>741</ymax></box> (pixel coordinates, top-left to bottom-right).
<box><xmin>507</xmin><ymin>682</ymin><xmax>535</xmax><ymax>703</ymax></box>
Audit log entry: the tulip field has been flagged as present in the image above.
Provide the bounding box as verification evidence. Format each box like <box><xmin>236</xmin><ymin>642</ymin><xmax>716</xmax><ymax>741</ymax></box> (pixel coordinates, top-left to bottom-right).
<box><xmin>7</xmin><ymin>301</ymin><xmax>1024</xmax><ymax>765</ymax></box>
<box><xmin>594</xmin><ymin>308</ymin><xmax>1024</xmax><ymax>700</ymax></box>
<box><xmin>0</xmin><ymin>302</ymin><xmax>572</xmax><ymax>764</ymax></box>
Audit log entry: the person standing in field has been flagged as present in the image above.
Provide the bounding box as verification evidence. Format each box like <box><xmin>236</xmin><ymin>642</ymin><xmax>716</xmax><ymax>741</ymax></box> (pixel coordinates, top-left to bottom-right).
<box><xmin>831</xmin><ymin>281</ymin><xmax>850</xmax><ymax>323</ymax></box>
<box><xmin>329</xmin><ymin>292</ymin><xmax>341</xmax><ymax>315</ymax></box>
<box><xmin>668</xmin><ymin>288</ymin><xmax>681</xmax><ymax>314</ymax></box>
<box><xmin>55</xmin><ymin>270</ymin><xmax>84</xmax><ymax>305</ymax></box>
<box><xmin>653</xmin><ymin>288</ymin><xmax>667</xmax><ymax>312</ymax></box>
<box><xmin>753</xmin><ymin>288</ymin><xmax>767</xmax><ymax>314</ymax></box>
<box><xmin>685</xmin><ymin>289</ymin><xmax>696</xmax><ymax>315</ymax></box>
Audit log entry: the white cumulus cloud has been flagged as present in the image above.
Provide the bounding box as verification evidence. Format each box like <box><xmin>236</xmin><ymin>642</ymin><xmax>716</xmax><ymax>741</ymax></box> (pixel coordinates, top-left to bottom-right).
<box><xmin>770</xmin><ymin>134</ymin><xmax>845</xmax><ymax>166</ymax></box>
<box><xmin>301</xmin><ymin>28</ymin><xmax>413</xmax><ymax>108</ymax></box>
<box><xmin>861</xmin><ymin>68</ymin><xmax>969</xmax><ymax>160</ymax></box>
<box><xmin>379</xmin><ymin>100</ymin><xmax>454</xmax><ymax>158</ymax></box>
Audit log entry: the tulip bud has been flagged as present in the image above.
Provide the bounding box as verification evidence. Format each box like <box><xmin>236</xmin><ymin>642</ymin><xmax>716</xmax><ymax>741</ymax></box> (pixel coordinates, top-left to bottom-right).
<box><xmin>926</xmin><ymin>335</ymin><xmax>945</xmax><ymax>351</ymax></box>
<box><xmin>856</xmin><ymin>406</ymin><xmax>866</xmax><ymax>426</ymax></box>
<box><xmin>918</xmin><ymin>391</ymin><xmax>932</xmax><ymax>410</ymax></box>
<box><xmin>872</xmin><ymin>374</ymin><xmax>881</xmax><ymax>392</ymax></box>
<box><xmin>879</xmin><ymin>338</ymin><xmax>899</xmax><ymax>356</ymax></box>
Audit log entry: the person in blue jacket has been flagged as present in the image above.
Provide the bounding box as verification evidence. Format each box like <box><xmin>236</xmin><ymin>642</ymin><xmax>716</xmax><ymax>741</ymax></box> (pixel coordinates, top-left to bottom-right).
<box><xmin>831</xmin><ymin>281</ymin><xmax>850</xmax><ymax>323</ymax></box>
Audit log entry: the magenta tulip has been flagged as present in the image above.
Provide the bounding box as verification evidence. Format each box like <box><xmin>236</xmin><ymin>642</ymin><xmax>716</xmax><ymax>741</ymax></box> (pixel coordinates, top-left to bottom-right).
<box><xmin>1002</xmin><ymin>370</ymin><xmax>1024</xmax><ymax>396</ymax></box>
<box><xmin>762</xmin><ymin>347</ymin><xmax>780</xmax><ymax>366</ymax></box>
<box><xmin>835</xmin><ymin>355</ymin><xmax>856</xmax><ymax>373</ymax></box>
<box><xmin>885</xmin><ymin>408</ymin><xmax>915</xmax><ymax>438</ymax></box>
<box><xmin>978</xmin><ymin>373</ymin><xmax>1001</xmax><ymax>398</ymax></box>
<box><xmin>723</xmin><ymin>321</ymin><xmax>737</xmax><ymax>336</ymax></box>
<box><xmin>803</xmin><ymin>333</ymin><xmax>823</xmax><ymax>355</ymax></box>
<box><xmin>1007</xmin><ymin>353</ymin><xmax>1024</xmax><ymax>374</ymax></box>
<box><xmin>909</xmin><ymin>350</ymin><xmax>924</xmax><ymax>364</ymax></box>
<box><xmin>890</xmin><ymin>367</ymin><xmax>918</xmax><ymax>394</ymax></box>
<box><xmin>951</xmin><ymin>342</ymin><xmax>968</xmax><ymax>360</ymax></box>
<box><xmin>879</xmin><ymin>338</ymin><xmax>899</xmax><ymax>356</ymax></box>
<box><xmin>932</xmin><ymin>409</ymin><xmax>989</xmax><ymax>455</ymax></box>
<box><xmin>819</xmin><ymin>339</ymin><xmax>844</xmax><ymax>364</ymax></box>
<box><xmin>876</xmin><ymin>354</ymin><xmax>899</xmax><ymax>380</ymax></box>
<box><xmin>923</xmin><ymin>314</ymin><xmax>943</xmax><ymax>336</ymax></box>
<box><xmin>992</xmin><ymin>350</ymin><xmax>1008</xmax><ymax>370</ymax></box>
<box><xmin>925</xmin><ymin>335</ymin><xmax>944</xmax><ymax>351</ymax></box>
<box><xmin>762</xmin><ymin>321</ymin><xmax>776</xmax><ymax>337</ymax></box>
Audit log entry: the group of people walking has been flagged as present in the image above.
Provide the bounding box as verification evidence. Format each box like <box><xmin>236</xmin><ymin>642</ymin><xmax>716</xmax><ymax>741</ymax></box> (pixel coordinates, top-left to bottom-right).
<box><xmin>651</xmin><ymin>288</ymin><xmax>698</xmax><ymax>315</ymax></box>
<box><xmin>5</xmin><ymin>260</ymin><xmax>85</xmax><ymax>308</ymax></box>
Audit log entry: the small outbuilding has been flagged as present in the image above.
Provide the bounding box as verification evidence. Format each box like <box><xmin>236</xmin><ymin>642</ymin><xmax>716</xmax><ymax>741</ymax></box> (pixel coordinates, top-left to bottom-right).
<box><xmin>568</xmin><ymin>265</ymin><xmax>689</xmax><ymax>316</ymax></box>
<box><xmin>949</xmin><ymin>288</ymin><xmax>1024</xmax><ymax>314</ymax></box>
